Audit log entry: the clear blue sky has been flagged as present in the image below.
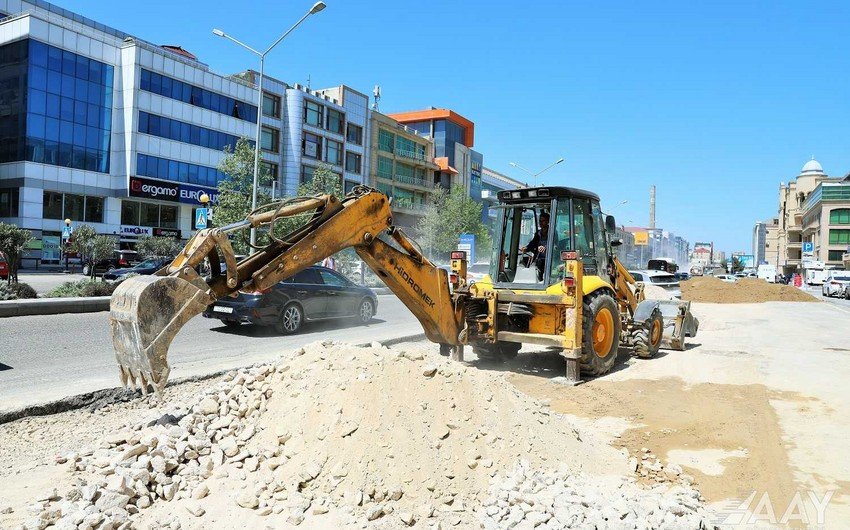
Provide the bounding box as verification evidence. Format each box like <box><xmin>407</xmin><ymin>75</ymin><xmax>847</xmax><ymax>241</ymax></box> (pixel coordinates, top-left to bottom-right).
<box><xmin>70</xmin><ymin>0</ymin><xmax>850</xmax><ymax>254</ymax></box>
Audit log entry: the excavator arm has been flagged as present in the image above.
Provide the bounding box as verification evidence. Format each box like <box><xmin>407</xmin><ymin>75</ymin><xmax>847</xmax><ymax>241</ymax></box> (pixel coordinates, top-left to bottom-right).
<box><xmin>109</xmin><ymin>188</ymin><xmax>462</xmax><ymax>395</ymax></box>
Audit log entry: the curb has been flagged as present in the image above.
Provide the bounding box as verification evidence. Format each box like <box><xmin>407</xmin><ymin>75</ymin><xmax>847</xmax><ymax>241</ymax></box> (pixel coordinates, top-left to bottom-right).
<box><xmin>0</xmin><ymin>296</ymin><xmax>110</xmax><ymax>318</ymax></box>
<box><xmin>0</xmin><ymin>332</ymin><xmax>428</xmax><ymax>424</ymax></box>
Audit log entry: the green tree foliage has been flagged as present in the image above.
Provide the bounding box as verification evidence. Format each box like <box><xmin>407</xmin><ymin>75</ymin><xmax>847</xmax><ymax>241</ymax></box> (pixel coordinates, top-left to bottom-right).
<box><xmin>216</xmin><ymin>137</ymin><xmax>272</xmax><ymax>253</ymax></box>
<box><xmin>417</xmin><ymin>185</ymin><xmax>489</xmax><ymax>261</ymax></box>
<box><xmin>0</xmin><ymin>222</ymin><xmax>33</xmax><ymax>284</ymax></box>
<box><xmin>69</xmin><ymin>225</ymin><xmax>116</xmax><ymax>278</ymax></box>
<box><xmin>136</xmin><ymin>236</ymin><xmax>182</xmax><ymax>260</ymax></box>
<box><xmin>731</xmin><ymin>256</ymin><xmax>744</xmax><ymax>273</ymax></box>
<box><xmin>719</xmin><ymin>258</ymin><xmax>728</xmax><ymax>272</ymax></box>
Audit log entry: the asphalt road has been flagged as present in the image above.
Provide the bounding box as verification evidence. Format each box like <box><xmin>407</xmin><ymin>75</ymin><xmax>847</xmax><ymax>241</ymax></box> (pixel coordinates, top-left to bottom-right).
<box><xmin>803</xmin><ymin>285</ymin><xmax>850</xmax><ymax>312</ymax></box>
<box><xmin>0</xmin><ymin>295</ymin><xmax>421</xmax><ymax>413</ymax></box>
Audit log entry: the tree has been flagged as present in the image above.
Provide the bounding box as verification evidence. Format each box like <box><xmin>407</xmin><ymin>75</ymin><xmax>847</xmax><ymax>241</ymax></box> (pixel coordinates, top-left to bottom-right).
<box><xmin>69</xmin><ymin>225</ymin><xmax>116</xmax><ymax>278</ymax></box>
<box><xmin>731</xmin><ymin>256</ymin><xmax>744</xmax><ymax>273</ymax></box>
<box><xmin>0</xmin><ymin>222</ymin><xmax>33</xmax><ymax>284</ymax></box>
<box><xmin>216</xmin><ymin>137</ymin><xmax>273</xmax><ymax>254</ymax></box>
<box><xmin>719</xmin><ymin>258</ymin><xmax>728</xmax><ymax>272</ymax></box>
<box><xmin>136</xmin><ymin>236</ymin><xmax>183</xmax><ymax>260</ymax></box>
<box><xmin>417</xmin><ymin>185</ymin><xmax>489</xmax><ymax>261</ymax></box>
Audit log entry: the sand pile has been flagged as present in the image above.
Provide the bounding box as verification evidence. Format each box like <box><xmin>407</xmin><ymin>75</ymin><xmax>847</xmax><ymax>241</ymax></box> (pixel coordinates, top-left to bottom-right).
<box><xmin>17</xmin><ymin>341</ymin><xmax>712</xmax><ymax>529</ymax></box>
<box><xmin>681</xmin><ymin>277</ymin><xmax>817</xmax><ymax>303</ymax></box>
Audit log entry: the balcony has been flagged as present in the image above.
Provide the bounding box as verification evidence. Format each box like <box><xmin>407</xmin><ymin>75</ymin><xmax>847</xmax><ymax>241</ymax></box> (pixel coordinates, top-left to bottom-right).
<box><xmin>787</xmin><ymin>241</ymin><xmax>802</xmax><ymax>248</ymax></box>
<box><xmin>395</xmin><ymin>148</ymin><xmax>428</xmax><ymax>163</ymax></box>
<box><xmin>394</xmin><ymin>174</ymin><xmax>433</xmax><ymax>189</ymax></box>
<box><xmin>393</xmin><ymin>199</ymin><xmax>427</xmax><ymax>213</ymax></box>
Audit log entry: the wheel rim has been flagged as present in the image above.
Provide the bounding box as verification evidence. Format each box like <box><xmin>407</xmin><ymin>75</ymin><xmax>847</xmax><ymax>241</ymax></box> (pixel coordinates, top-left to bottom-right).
<box><xmin>360</xmin><ymin>300</ymin><xmax>373</xmax><ymax>322</ymax></box>
<box><xmin>592</xmin><ymin>308</ymin><xmax>615</xmax><ymax>357</ymax></box>
<box><xmin>282</xmin><ymin>306</ymin><xmax>301</xmax><ymax>332</ymax></box>
<box><xmin>650</xmin><ymin>318</ymin><xmax>662</xmax><ymax>345</ymax></box>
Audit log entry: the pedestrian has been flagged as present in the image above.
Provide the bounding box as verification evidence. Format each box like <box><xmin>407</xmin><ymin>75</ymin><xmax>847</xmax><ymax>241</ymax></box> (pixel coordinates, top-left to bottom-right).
<box><xmin>321</xmin><ymin>256</ymin><xmax>337</xmax><ymax>271</ymax></box>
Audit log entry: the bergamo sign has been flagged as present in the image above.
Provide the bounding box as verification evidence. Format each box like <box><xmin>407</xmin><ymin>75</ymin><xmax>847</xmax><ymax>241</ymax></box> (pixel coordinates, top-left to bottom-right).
<box><xmin>129</xmin><ymin>176</ymin><xmax>218</xmax><ymax>205</ymax></box>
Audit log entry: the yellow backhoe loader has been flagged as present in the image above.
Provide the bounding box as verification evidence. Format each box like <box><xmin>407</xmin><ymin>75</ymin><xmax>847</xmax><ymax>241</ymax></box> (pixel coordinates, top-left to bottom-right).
<box><xmin>109</xmin><ymin>186</ymin><xmax>697</xmax><ymax>395</ymax></box>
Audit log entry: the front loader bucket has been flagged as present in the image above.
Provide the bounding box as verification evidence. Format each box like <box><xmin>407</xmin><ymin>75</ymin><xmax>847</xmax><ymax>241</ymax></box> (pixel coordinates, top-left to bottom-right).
<box><xmin>655</xmin><ymin>300</ymin><xmax>699</xmax><ymax>351</ymax></box>
<box><xmin>109</xmin><ymin>274</ymin><xmax>213</xmax><ymax>395</ymax></box>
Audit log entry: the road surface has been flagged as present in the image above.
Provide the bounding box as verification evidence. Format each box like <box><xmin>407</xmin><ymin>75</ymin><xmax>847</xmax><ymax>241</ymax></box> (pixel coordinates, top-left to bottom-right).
<box><xmin>803</xmin><ymin>285</ymin><xmax>850</xmax><ymax>312</ymax></box>
<box><xmin>0</xmin><ymin>296</ymin><xmax>420</xmax><ymax>413</ymax></box>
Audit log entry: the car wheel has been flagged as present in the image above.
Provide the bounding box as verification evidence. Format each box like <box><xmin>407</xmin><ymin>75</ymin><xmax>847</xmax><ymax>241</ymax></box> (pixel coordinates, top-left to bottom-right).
<box><xmin>357</xmin><ymin>298</ymin><xmax>374</xmax><ymax>324</ymax></box>
<box><xmin>222</xmin><ymin>320</ymin><xmax>240</xmax><ymax>328</ymax></box>
<box><xmin>275</xmin><ymin>303</ymin><xmax>303</xmax><ymax>335</ymax></box>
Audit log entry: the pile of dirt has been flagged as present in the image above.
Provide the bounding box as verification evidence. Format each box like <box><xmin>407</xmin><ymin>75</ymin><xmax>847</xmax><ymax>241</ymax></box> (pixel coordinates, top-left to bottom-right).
<box><xmin>680</xmin><ymin>276</ymin><xmax>818</xmax><ymax>303</ymax></box>
<box><xmin>5</xmin><ymin>341</ymin><xmax>714</xmax><ymax>529</ymax></box>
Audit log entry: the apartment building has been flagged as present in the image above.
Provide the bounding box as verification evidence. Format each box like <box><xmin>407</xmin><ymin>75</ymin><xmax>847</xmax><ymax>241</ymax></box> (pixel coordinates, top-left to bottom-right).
<box><xmin>775</xmin><ymin>159</ymin><xmax>842</xmax><ymax>274</ymax></box>
<box><xmin>801</xmin><ymin>179</ymin><xmax>850</xmax><ymax>266</ymax></box>
<box><xmin>368</xmin><ymin>111</ymin><xmax>439</xmax><ymax>233</ymax></box>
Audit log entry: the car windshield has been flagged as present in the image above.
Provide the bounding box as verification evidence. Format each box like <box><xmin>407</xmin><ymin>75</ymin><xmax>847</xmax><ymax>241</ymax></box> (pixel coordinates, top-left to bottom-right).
<box><xmin>650</xmin><ymin>275</ymin><xmax>676</xmax><ymax>283</ymax></box>
<box><xmin>833</xmin><ymin>275</ymin><xmax>850</xmax><ymax>281</ymax></box>
<box><xmin>136</xmin><ymin>259</ymin><xmax>160</xmax><ymax>268</ymax></box>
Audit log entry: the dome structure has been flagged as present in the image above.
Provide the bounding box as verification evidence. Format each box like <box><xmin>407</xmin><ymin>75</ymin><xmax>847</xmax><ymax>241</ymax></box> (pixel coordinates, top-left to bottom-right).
<box><xmin>801</xmin><ymin>158</ymin><xmax>824</xmax><ymax>175</ymax></box>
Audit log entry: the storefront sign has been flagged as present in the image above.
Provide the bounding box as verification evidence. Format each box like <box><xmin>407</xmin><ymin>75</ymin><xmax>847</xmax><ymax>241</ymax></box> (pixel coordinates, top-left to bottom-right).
<box><xmin>119</xmin><ymin>225</ymin><xmax>153</xmax><ymax>237</ymax></box>
<box><xmin>153</xmin><ymin>228</ymin><xmax>181</xmax><ymax>238</ymax></box>
<box><xmin>42</xmin><ymin>236</ymin><xmax>60</xmax><ymax>262</ymax></box>
<box><xmin>130</xmin><ymin>176</ymin><xmax>219</xmax><ymax>205</ymax></box>
<box><xmin>633</xmin><ymin>232</ymin><xmax>649</xmax><ymax>246</ymax></box>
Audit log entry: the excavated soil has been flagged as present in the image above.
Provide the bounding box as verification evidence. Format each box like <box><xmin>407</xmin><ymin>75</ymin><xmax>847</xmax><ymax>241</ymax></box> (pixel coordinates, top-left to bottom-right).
<box><xmin>680</xmin><ymin>277</ymin><xmax>818</xmax><ymax>303</ymax></box>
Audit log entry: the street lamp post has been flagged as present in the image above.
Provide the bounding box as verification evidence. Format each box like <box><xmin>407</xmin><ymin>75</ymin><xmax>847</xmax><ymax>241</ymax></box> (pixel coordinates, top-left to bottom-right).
<box><xmin>509</xmin><ymin>157</ymin><xmax>565</xmax><ymax>187</ymax></box>
<box><xmin>63</xmin><ymin>218</ymin><xmax>71</xmax><ymax>273</ymax></box>
<box><xmin>199</xmin><ymin>193</ymin><xmax>212</xmax><ymax>229</ymax></box>
<box><xmin>213</xmin><ymin>1</ymin><xmax>326</xmax><ymax>253</ymax></box>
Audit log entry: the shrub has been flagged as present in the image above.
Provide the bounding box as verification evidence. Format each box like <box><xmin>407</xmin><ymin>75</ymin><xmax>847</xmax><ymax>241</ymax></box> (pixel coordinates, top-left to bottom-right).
<box><xmin>46</xmin><ymin>279</ymin><xmax>117</xmax><ymax>298</ymax></box>
<box><xmin>8</xmin><ymin>282</ymin><xmax>37</xmax><ymax>299</ymax></box>
<box><xmin>0</xmin><ymin>283</ymin><xmax>17</xmax><ymax>301</ymax></box>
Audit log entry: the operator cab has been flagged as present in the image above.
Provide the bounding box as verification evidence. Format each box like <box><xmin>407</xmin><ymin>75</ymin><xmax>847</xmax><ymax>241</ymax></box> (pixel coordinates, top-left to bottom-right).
<box><xmin>490</xmin><ymin>187</ymin><xmax>616</xmax><ymax>289</ymax></box>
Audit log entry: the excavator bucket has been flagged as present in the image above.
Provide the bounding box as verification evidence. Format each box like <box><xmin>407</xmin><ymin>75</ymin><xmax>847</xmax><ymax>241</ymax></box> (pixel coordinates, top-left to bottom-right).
<box><xmin>655</xmin><ymin>299</ymin><xmax>699</xmax><ymax>350</ymax></box>
<box><xmin>109</xmin><ymin>274</ymin><xmax>213</xmax><ymax>395</ymax></box>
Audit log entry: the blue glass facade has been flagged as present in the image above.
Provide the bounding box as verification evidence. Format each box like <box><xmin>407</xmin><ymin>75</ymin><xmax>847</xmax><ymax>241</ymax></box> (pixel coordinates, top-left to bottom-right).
<box><xmin>138</xmin><ymin>111</ymin><xmax>244</xmax><ymax>151</ymax></box>
<box><xmin>0</xmin><ymin>39</ymin><xmax>113</xmax><ymax>172</ymax></box>
<box><xmin>140</xmin><ymin>69</ymin><xmax>258</xmax><ymax>123</ymax></box>
<box><xmin>137</xmin><ymin>153</ymin><xmax>226</xmax><ymax>187</ymax></box>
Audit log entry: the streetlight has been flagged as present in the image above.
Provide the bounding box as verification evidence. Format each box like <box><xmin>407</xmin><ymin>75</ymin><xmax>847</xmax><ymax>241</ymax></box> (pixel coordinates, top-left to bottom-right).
<box><xmin>198</xmin><ymin>193</ymin><xmax>212</xmax><ymax>229</ymax></box>
<box><xmin>213</xmin><ymin>0</ymin><xmax>326</xmax><ymax>252</ymax></box>
<box><xmin>63</xmin><ymin>218</ymin><xmax>71</xmax><ymax>273</ymax></box>
<box><xmin>509</xmin><ymin>157</ymin><xmax>565</xmax><ymax>187</ymax></box>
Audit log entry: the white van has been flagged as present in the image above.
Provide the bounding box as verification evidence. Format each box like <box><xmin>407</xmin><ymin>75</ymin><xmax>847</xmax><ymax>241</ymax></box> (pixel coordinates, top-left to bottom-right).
<box><xmin>757</xmin><ymin>264</ymin><xmax>777</xmax><ymax>283</ymax></box>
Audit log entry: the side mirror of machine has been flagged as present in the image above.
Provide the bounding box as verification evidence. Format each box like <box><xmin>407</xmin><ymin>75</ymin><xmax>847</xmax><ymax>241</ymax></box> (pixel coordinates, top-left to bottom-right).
<box><xmin>610</xmin><ymin>238</ymin><xmax>623</xmax><ymax>247</ymax></box>
<box><xmin>605</xmin><ymin>215</ymin><xmax>617</xmax><ymax>233</ymax></box>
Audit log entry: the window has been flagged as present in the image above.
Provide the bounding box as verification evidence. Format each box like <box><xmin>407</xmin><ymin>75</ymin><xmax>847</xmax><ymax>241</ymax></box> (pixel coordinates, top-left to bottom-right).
<box><xmin>345</xmin><ymin>152</ymin><xmax>361</xmax><ymax>174</ymax></box>
<box><xmin>84</xmin><ymin>196</ymin><xmax>104</xmax><ymax>223</ymax></box>
<box><xmin>326</xmin><ymin>140</ymin><xmax>342</xmax><ymax>166</ymax></box>
<box><xmin>830</xmin><ymin>209</ymin><xmax>850</xmax><ymax>225</ymax></box>
<box><xmin>326</xmin><ymin>109</ymin><xmax>344</xmax><ymax>134</ymax></box>
<box><xmin>138</xmin><ymin>111</ymin><xmax>241</xmax><ymax>151</ymax></box>
<box><xmin>121</xmin><ymin>200</ymin><xmax>140</xmax><ymax>225</ymax></box>
<box><xmin>377</xmin><ymin>156</ymin><xmax>393</xmax><ymax>179</ymax></box>
<box><xmin>378</xmin><ymin>129</ymin><xmax>394</xmax><ymax>153</ymax></box>
<box><xmin>0</xmin><ymin>188</ymin><xmax>19</xmax><ymax>217</ymax></box>
<box><xmin>301</xmin><ymin>165</ymin><xmax>316</xmax><ymax>184</ymax></box>
<box><xmin>305</xmin><ymin>100</ymin><xmax>323</xmax><ymax>127</ymax></box>
<box><xmin>43</xmin><ymin>191</ymin><xmax>63</xmax><ymax>219</ymax></box>
<box><xmin>396</xmin><ymin>162</ymin><xmax>415</xmax><ymax>180</ymax></box>
<box><xmin>140</xmin><ymin>68</ymin><xmax>257</xmax><ymax>123</ymax></box>
<box><xmin>140</xmin><ymin>203</ymin><xmax>159</xmax><ymax>227</ymax></box>
<box><xmin>261</xmin><ymin>161</ymin><xmax>279</xmax><ymax>182</ymax></box>
<box><xmin>137</xmin><ymin>154</ymin><xmax>225</xmax><ymax>187</ymax></box>
<box><xmin>160</xmin><ymin>205</ymin><xmax>178</xmax><ymax>229</ymax></box>
<box><xmin>291</xmin><ymin>268</ymin><xmax>322</xmax><ymax>284</ymax></box>
<box><xmin>396</xmin><ymin>136</ymin><xmax>416</xmax><ymax>159</ymax></box>
<box><xmin>828</xmin><ymin>250</ymin><xmax>845</xmax><ymax>261</ymax></box>
<box><xmin>262</xmin><ymin>92</ymin><xmax>281</xmax><ymax>118</ymax></box>
<box><xmin>344</xmin><ymin>180</ymin><xmax>358</xmax><ymax>193</ymax></box>
<box><xmin>319</xmin><ymin>269</ymin><xmax>348</xmax><ymax>287</ymax></box>
<box><xmin>346</xmin><ymin>123</ymin><xmax>363</xmax><ymax>145</ymax></box>
<box><xmin>303</xmin><ymin>133</ymin><xmax>322</xmax><ymax>159</ymax></box>
<box><xmin>261</xmin><ymin>126</ymin><xmax>279</xmax><ymax>152</ymax></box>
<box><xmin>829</xmin><ymin>230</ymin><xmax>850</xmax><ymax>245</ymax></box>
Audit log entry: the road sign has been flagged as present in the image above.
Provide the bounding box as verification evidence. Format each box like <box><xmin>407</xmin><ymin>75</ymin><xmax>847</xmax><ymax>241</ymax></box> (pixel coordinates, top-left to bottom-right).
<box><xmin>458</xmin><ymin>233</ymin><xmax>476</xmax><ymax>263</ymax></box>
<box><xmin>196</xmin><ymin>208</ymin><xmax>208</xmax><ymax>229</ymax></box>
<box><xmin>802</xmin><ymin>242</ymin><xmax>813</xmax><ymax>253</ymax></box>
<box><xmin>61</xmin><ymin>226</ymin><xmax>72</xmax><ymax>240</ymax></box>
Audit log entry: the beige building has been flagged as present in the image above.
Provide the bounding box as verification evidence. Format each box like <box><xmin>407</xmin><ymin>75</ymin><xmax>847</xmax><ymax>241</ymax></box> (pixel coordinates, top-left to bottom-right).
<box><xmin>368</xmin><ymin>112</ymin><xmax>439</xmax><ymax>235</ymax></box>
<box><xmin>801</xmin><ymin>179</ymin><xmax>850</xmax><ymax>267</ymax></box>
<box><xmin>774</xmin><ymin>159</ymin><xmax>842</xmax><ymax>274</ymax></box>
<box><xmin>763</xmin><ymin>217</ymin><xmax>781</xmax><ymax>268</ymax></box>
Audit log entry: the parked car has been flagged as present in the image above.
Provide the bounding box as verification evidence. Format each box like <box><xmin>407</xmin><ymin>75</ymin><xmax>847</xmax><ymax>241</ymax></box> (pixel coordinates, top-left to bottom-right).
<box><xmin>0</xmin><ymin>252</ymin><xmax>8</xmax><ymax>280</ymax></box>
<box><xmin>103</xmin><ymin>257</ymin><xmax>172</xmax><ymax>281</ymax></box>
<box><xmin>629</xmin><ymin>269</ymin><xmax>681</xmax><ymax>298</ymax></box>
<box><xmin>674</xmin><ymin>272</ymin><xmax>690</xmax><ymax>281</ymax></box>
<box><xmin>82</xmin><ymin>250</ymin><xmax>140</xmax><ymax>276</ymax></box>
<box><xmin>715</xmin><ymin>274</ymin><xmax>738</xmax><ymax>283</ymax></box>
<box><xmin>202</xmin><ymin>265</ymin><xmax>377</xmax><ymax>334</ymax></box>
<box><xmin>822</xmin><ymin>271</ymin><xmax>850</xmax><ymax>297</ymax></box>
<box><xmin>467</xmin><ymin>262</ymin><xmax>491</xmax><ymax>283</ymax></box>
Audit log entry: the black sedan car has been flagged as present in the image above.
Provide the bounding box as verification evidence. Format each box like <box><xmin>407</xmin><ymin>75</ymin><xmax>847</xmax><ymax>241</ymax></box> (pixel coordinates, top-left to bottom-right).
<box><xmin>202</xmin><ymin>266</ymin><xmax>377</xmax><ymax>334</ymax></box>
<box><xmin>103</xmin><ymin>257</ymin><xmax>172</xmax><ymax>281</ymax></box>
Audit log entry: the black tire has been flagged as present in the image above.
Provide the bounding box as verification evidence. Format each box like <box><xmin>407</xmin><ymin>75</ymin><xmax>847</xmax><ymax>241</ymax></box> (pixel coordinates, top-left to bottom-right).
<box><xmin>580</xmin><ymin>291</ymin><xmax>621</xmax><ymax>376</ymax></box>
<box><xmin>356</xmin><ymin>298</ymin><xmax>375</xmax><ymax>325</ymax></box>
<box><xmin>630</xmin><ymin>308</ymin><xmax>663</xmax><ymax>359</ymax></box>
<box><xmin>275</xmin><ymin>303</ymin><xmax>303</xmax><ymax>335</ymax></box>
<box><xmin>472</xmin><ymin>341</ymin><xmax>521</xmax><ymax>362</ymax></box>
<box><xmin>222</xmin><ymin>320</ymin><xmax>240</xmax><ymax>328</ymax></box>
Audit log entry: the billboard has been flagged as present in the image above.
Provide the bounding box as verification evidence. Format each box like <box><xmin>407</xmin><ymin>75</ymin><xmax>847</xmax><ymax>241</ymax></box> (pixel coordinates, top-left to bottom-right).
<box><xmin>693</xmin><ymin>242</ymin><xmax>712</xmax><ymax>254</ymax></box>
<box><xmin>736</xmin><ymin>255</ymin><xmax>755</xmax><ymax>269</ymax></box>
<box><xmin>633</xmin><ymin>232</ymin><xmax>649</xmax><ymax>246</ymax></box>
<box><xmin>129</xmin><ymin>176</ymin><xmax>219</xmax><ymax>205</ymax></box>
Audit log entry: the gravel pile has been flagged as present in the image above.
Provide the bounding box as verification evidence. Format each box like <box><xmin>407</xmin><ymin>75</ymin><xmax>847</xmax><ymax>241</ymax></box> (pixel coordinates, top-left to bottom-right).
<box><xmin>478</xmin><ymin>461</ymin><xmax>713</xmax><ymax>529</ymax></box>
<box><xmin>15</xmin><ymin>340</ymin><xmax>715</xmax><ymax>529</ymax></box>
<box><xmin>681</xmin><ymin>277</ymin><xmax>817</xmax><ymax>303</ymax></box>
